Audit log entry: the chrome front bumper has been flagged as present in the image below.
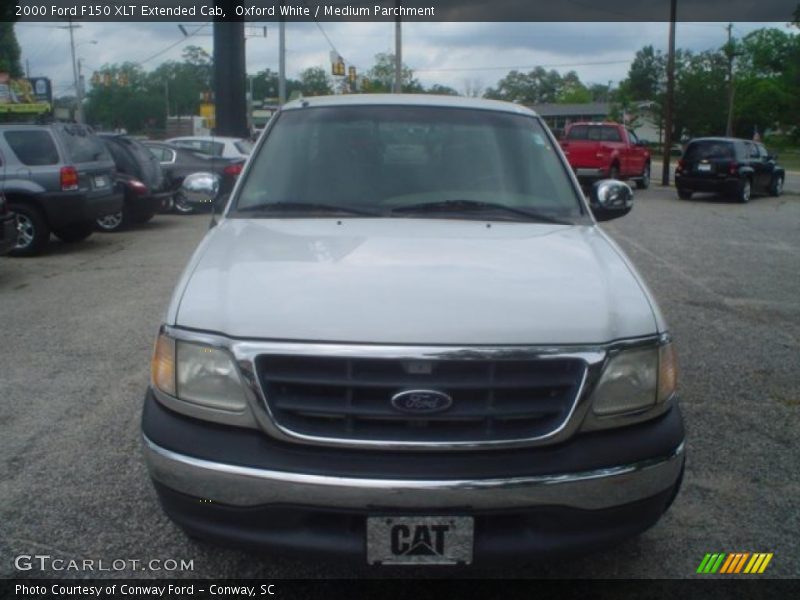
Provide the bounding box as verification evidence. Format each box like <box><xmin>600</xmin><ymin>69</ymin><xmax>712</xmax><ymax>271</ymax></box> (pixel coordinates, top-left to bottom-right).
<box><xmin>143</xmin><ymin>434</ymin><xmax>685</xmax><ymax>511</ymax></box>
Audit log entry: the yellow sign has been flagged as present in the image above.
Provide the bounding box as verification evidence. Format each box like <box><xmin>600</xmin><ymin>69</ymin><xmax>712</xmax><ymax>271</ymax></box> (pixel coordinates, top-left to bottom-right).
<box><xmin>199</xmin><ymin>103</ymin><xmax>215</xmax><ymax>129</ymax></box>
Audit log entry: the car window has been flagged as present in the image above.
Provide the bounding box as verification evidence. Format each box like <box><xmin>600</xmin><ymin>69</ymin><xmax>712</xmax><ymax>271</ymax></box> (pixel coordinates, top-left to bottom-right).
<box><xmin>4</xmin><ymin>130</ymin><xmax>60</xmax><ymax>166</ymax></box>
<box><xmin>236</xmin><ymin>105</ymin><xmax>582</xmax><ymax>218</ymax></box>
<box><xmin>102</xmin><ymin>138</ymin><xmax>138</xmax><ymax>175</ymax></box>
<box><xmin>566</xmin><ymin>125</ymin><xmax>588</xmax><ymax>140</ymax></box>
<box><xmin>234</xmin><ymin>139</ymin><xmax>253</xmax><ymax>154</ymax></box>
<box><xmin>684</xmin><ymin>141</ymin><xmax>734</xmax><ymax>161</ymax></box>
<box><xmin>628</xmin><ymin>130</ymin><xmax>639</xmax><ymax>144</ymax></box>
<box><xmin>148</xmin><ymin>145</ymin><xmax>175</xmax><ymax>163</ymax></box>
<box><xmin>757</xmin><ymin>144</ymin><xmax>769</xmax><ymax>159</ymax></box>
<box><xmin>743</xmin><ymin>142</ymin><xmax>759</xmax><ymax>159</ymax></box>
<box><xmin>56</xmin><ymin>125</ymin><xmax>111</xmax><ymax>163</ymax></box>
<box><xmin>566</xmin><ymin>125</ymin><xmax>621</xmax><ymax>142</ymax></box>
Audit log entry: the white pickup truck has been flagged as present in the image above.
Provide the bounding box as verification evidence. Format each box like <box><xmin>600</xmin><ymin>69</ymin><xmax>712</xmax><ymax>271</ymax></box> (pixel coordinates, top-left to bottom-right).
<box><xmin>143</xmin><ymin>95</ymin><xmax>684</xmax><ymax>566</ymax></box>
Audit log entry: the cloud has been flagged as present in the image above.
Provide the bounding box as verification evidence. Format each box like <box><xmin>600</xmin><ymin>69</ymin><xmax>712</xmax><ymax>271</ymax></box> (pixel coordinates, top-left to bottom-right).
<box><xmin>14</xmin><ymin>21</ymin><xmax>785</xmax><ymax>97</ymax></box>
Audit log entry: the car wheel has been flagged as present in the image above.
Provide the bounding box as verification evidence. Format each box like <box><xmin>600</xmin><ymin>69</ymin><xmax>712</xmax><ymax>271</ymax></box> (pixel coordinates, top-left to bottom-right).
<box><xmin>173</xmin><ymin>191</ymin><xmax>196</xmax><ymax>215</ymax></box>
<box><xmin>636</xmin><ymin>163</ymin><xmax>650</xmax><ymax>189</ymax></box>
<box><xmin>737</xmin><ymin>178</ymin><xmax>751</xmax><ymax>203</ymax></box>
<box><xmin>95</xmin><ymin>211</ymin><xmax>127</xmax><ymax>232</ymax></box>
<box><xmin>769</xmin><ymin>176</ymin><xmax>783</xmax><ymax>197</ymax></box>
<box><xmin>677</xmin><ymin>189</ymin><xmax>692</xmax><ymax>200</ymax></box>
<box><xmin>9</xmin><ymin>204</ymin><xmax>50</xmax><ymax>257</ymax></box>
<box><xmin>609</xmin><ymin>164</ymin><xmax>620</xmax><ymax>181</ymax></box>
<box><xmin>53</xmin><ymin>221</ymin><xmax>94</xmax><ymax>243</ymax></box>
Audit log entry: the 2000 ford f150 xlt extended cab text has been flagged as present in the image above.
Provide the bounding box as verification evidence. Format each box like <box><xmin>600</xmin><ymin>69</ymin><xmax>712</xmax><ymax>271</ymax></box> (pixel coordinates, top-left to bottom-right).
<box><xmin>142</xmin><ymin>95</ymin><xmax>684</xmax><ymax>566</ymax></box>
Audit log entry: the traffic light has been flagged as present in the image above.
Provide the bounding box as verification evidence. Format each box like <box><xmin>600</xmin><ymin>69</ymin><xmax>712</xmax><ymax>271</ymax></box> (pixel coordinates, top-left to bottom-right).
<box><xmin>348</xmin><ymin>66</ymin><xmax>356</xmax><ymax>83</ymax></box>
<box><xmin>332</xmin><ymin>59</ymin><xmax>345</xmax><ymax>77</ymax></box>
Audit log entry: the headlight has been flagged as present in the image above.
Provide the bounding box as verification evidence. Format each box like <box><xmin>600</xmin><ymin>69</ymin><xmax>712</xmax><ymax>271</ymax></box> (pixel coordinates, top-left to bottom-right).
<box><xmin>590</xmin><ymin>342</ymin><xmax>678</xmax><ymax>417</ymax></box>
<box><xmin>151</xmin><ymin>333</ymin><xmax>247</xmax><ymax>412</ymax></box>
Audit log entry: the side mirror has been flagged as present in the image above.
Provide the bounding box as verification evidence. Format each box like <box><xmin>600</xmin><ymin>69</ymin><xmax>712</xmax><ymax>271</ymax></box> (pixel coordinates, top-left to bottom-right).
<box><xmin>181</xmin><ymin>172</ymin><xmax>220</xmax><ymax>205</ymax></box>
<box><xmin>590</xmin><ymin>179</ymin><xmax>633</xmax><ymax>222</ymax></box>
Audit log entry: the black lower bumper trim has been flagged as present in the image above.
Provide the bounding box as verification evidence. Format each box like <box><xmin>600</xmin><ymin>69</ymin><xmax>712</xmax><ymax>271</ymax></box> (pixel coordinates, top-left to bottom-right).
<box><xmin>153</xmin><ymin>479</ymin><xmax>681</xmax><ymax>563</ymax></box>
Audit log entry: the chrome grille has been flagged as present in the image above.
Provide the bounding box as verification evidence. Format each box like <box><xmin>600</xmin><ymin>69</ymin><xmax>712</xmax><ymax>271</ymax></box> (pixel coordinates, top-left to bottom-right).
<box><xmin>256</xmin><ymin>355</ymin><xmax>587</xmax><ymax>444</ymax></box>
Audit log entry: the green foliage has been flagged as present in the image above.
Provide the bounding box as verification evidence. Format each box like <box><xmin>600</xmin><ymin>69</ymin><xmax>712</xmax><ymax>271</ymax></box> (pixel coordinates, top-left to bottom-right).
<box><xmin>484</xmin><ymin>67</ymin><xmax>592</xmax><ymax>104</ymax></box>
<box><xmin>364</xmin><ymin>52</ymin><xmax>422</xmax><ymax>93</ymax></box>
<box><xmin>299</xmin><ymin>67</ymin><xmax>333</xmax><ymax>96</ymax></box>
<box><xmin>0</xmin><ymin>22</ymin><xmax>23</xmax><ymax>77</ymax></box>
<box><xmin>425</xmin><ymin>84</ymin><xmax>460</xmax><ymax>96</ymax></box>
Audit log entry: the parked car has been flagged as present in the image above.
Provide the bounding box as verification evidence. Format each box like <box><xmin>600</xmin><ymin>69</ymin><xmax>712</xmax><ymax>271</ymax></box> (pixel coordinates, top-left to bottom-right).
<box><xmin>143</xmin><ymin>95</ymin><xmax>684</xmax><ymax>565</ymax></box>
<box><xmin>95</xmin><ymin>134</ymin><xmax>171</xmax><ymax>231</ymax></box>
<box><xmin>142</xmin><ymin>141</ymin><xmax>244</xmax><ymax>214</ymax></box>
<box><xmin>0</xmin><ymin>192</ymin><xmax>17</xmax><ymax>255</ymax></box>
<box><xmin>559</xmin><ymin>122</ymin><xmax>651</xmax><ymax>189</ymax></box>
<box><xmin>163</xmin><ymin>135</ymin><xmax>253</xmax><ymax>159</ymax></box>
<box><xmin>674</xmin><ymin>137</ymin><xmax>785</xmax><ymax>202</ymax></box>
<box><xmin>0</xmin><ymin>123</ymin><xmax>122</xmax><ymax>256</ymax></box>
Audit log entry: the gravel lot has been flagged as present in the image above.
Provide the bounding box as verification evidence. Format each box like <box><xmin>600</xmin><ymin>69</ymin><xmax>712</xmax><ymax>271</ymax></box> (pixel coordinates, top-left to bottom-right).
<box><xmin>1</xmin><ymin>186</ymin><xmax>798</xmax><ymax>579</ymax></box>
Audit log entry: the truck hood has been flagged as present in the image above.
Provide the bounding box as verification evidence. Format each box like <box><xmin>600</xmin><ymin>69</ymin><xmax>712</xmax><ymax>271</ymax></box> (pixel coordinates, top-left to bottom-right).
<box><xmin>170</xmin><ymin>218</ymin><xmax>659</xmax><ymax>345</ymax></box>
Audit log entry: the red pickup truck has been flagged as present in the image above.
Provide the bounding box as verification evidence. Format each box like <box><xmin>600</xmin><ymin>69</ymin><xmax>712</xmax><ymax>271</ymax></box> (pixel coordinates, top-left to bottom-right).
<box><xmin>559</xmin><ymin>122</ymin><xmax>651</xmax><ymax>189</ymax></box>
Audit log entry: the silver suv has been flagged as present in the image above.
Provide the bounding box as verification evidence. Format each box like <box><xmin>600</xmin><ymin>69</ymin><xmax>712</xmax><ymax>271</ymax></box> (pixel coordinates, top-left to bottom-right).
<box><xmin>143</xmin><ymin>95</ymin><xmax>684</xmax><ymax>565</ymax></box>
<box><xmin>0</xmin><ymin>123</ymin><xmax>122</xmax><ymax>256</ymax></box>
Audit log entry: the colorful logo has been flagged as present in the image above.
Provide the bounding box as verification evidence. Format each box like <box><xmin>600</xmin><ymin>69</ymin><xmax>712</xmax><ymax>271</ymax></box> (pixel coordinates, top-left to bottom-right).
<box><xmin>697</xmin><ymin>553</ymin><xmax>773</xmax><ymax>574</ymax></box>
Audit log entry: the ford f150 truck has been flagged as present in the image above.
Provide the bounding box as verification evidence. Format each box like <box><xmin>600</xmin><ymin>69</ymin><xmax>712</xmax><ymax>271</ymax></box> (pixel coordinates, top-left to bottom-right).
<box><xmin>560</xmin><ymin>122</ymin><xmax>651</xmax><ymax>189</ymax></box>
<box><xmin>142</xmin><ymin>95</ymin><xmax>684</xmax><ymax>566</ymax></box>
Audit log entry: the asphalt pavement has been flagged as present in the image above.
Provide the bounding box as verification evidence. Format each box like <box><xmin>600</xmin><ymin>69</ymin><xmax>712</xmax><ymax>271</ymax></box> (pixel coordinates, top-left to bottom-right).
<box><xmin>1</xmin><ymin>186</ymin><xmax>798</xmax><ymax>579</ymax></box>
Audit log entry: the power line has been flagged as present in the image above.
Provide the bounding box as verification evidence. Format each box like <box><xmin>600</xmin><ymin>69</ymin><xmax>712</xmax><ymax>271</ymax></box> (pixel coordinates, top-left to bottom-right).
<box><xmin>137</xmin><ymin>22</ymin><xmax>210</xmax><ymax>66</ymax></box>
<box><xmin>415</xmin><ymin>60</ymin><xmax>631</xmax><ymax>73</ymax></box>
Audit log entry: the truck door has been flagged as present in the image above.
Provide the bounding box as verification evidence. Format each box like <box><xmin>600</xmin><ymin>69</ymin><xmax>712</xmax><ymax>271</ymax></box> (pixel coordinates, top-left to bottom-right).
<box><xmin>627</xmin><ymin>129</ymin><xmax>645</xmax><ymax>176</ymax></box>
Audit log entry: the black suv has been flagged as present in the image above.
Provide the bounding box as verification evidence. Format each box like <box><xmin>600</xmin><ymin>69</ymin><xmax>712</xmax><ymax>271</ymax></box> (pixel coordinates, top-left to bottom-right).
<box><xmin>0</xmin><ymin>123</ymin><xmax>122</xmax><ymax>256</ymax></box>
<box><xmin>95</xmin><ymin>135</ymin><xmax>171</xmax><ymax>232</ymax></box>
<box><xmin>675</xmin><ymin>137</ymin><xmax>785</xmax><ymax>203</ymax></box>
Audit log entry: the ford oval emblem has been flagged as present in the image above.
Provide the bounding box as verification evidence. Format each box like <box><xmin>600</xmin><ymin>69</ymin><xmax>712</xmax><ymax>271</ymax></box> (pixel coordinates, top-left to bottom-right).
<box><xmin>391</xmin><ymin>390</ymin><xmax>453</xmax><ymax>414</ymax></box>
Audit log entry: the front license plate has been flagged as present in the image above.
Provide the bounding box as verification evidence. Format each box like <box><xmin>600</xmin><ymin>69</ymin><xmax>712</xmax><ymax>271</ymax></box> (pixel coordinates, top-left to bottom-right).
<box><xmin>94</xmin><ymin>176</ymin><xmax>107</xmax><ymax>188</ymax></box>
<box><xmin>366</xmin><ymin>516</ymin><xmax>474</xmax><ymax>565</ymax></box>
<box><xmin>697</xmin><ymin>163</ymin><xmax>712</xmax><ymax>172</ymax></box>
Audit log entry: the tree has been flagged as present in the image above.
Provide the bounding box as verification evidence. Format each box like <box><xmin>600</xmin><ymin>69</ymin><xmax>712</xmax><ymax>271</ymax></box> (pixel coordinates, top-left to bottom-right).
<box><xmin>363</xmin><ymin>53</ymin><xmax>421</xmax><ymax>93</ymax></box>
<box><xmin>0</xmin><ymin>22</ymin><xmax>23</xmax><ymax>77</ymax></box>
<box><xmin>250</xmin><ymin>68</ymin><xmax>302</xmax><ymax>103</ymax></box>
<box><xmin>556</xmin><ymin>71</ymin><xmax>592</xmax><ymax>103</ymax></box>
<box><xmin>426</xmin><ymin>84</ymin><xmax>459</xmax><ymax>96</ymax></box>
<box><xmin>485</xmin><ymin>67</ymin><xmax>587</xmax><ymax>104</ymax></box>
<box><xmin>84</xmin><ymin>62</ymin><xmax>163</xmax><ymax>131</ymax></box>
<box><xmin>299</xmin><ymin>67</ymin><xmax>333</xmax><ymax>96</ymax></box>
<box><xmin>734</xmin><ymin>27</ymin><xmax>799</xmax><ymax>138</ymax></box>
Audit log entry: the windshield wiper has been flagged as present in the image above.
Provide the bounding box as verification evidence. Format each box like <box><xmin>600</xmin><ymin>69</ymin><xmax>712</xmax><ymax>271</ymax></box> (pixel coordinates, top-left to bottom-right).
<box><xmin>390</xmin><ymin>199</ymin><xmax>571</xmax><ymax>224</ymax></box>
<box><xmin>236</xmin><ymin>202</ymin><xmax>380</xmax><ymax>216</ymax></box>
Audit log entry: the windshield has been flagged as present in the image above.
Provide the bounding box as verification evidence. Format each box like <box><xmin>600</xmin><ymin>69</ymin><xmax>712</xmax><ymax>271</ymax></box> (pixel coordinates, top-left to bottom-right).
<box><xmin>234</xmin><ymin>105</ymin><xmax>583</xmax><ymax>220</ymax></box>
<box><xmin>684</xmin><ymin>141</ymin><xmax>735</xmax><ymax>161</ymax></box>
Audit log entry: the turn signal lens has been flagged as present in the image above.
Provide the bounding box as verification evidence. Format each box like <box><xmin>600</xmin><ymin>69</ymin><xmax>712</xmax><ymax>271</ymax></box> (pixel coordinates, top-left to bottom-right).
<box><xmin>658</xmin><ymin>342</ymin><xmax>678</xmax><ymax>403</ymax></box>
<box><xmin>151</xmin><ymin>333</ymin><xmax>176</xmax><ymax>396</ymax></box>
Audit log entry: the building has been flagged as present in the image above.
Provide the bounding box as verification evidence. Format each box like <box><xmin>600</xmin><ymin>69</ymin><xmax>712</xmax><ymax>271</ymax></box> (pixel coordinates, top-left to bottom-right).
<box><xmin>530</xmin><ymin>101</ymin><xmax>662</xmax><ymax>144</ymax></box>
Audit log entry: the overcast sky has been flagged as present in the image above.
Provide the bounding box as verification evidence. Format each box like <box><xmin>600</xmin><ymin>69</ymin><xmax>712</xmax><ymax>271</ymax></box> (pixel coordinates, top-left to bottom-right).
<box><xmin>14</xmin><ymin>21</ymin><xmax>791</xmax><ymax>97</ymax></box>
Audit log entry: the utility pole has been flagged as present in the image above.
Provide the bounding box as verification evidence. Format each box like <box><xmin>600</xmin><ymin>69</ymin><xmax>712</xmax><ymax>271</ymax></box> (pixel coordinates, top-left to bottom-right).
<box><xmin>725</xmin><ymin>23</ymin><xmax>735</xmax><ymax>137</ymax></box>
<box><xmin>164</xmin><ymin>80</ymin><xmax>169</xmax><ymax>118</ymax></box>
<box><xmin>26</xmin><ymin>59</ymin><xmax>30</xmax><ymax>78</ymax></box>
<box><xmin>279</xmin><ymin>16</ymin><xmax>286</xmax><ymax>104</ymax></box>
<box><xmin>394</xmin><ymin>0</ymin><xmax>402</xmax><ymax>93</ymax></box>
<box><xmin>661</xmin><ymin>0</ymin><xmax>677</xmax><ymax>187</ymax></box>
<box><xmin>212</xmin><ymin>1</ymin><xmax>248</xmax><ymax>138</ymax></box>
<box><xmin>64</xmin><ymin>19</ymin><xmax>84</xmax><ymax>124</ymax></box>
